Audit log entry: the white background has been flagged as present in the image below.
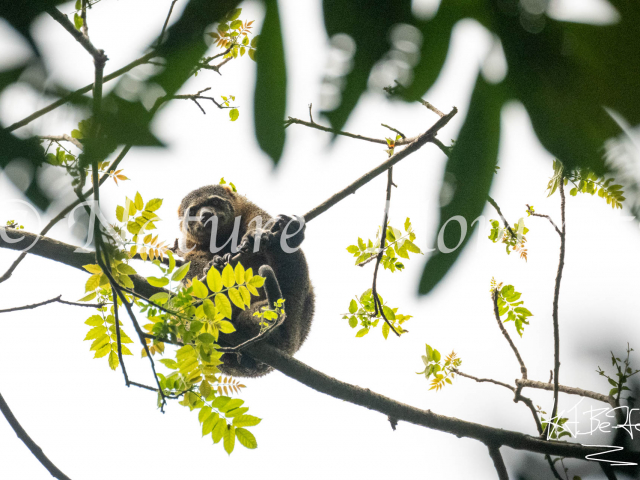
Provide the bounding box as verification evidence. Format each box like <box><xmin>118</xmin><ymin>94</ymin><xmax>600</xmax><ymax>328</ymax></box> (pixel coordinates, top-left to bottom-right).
<box><xmin>1</xmin><ymin>0</ymin><xmax>638</xmax><ymax>479</ymax></box>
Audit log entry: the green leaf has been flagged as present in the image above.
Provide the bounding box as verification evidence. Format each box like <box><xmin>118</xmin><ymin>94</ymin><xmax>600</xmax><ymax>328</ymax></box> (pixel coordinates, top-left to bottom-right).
<box><xmin>234</xmin><ymin>263</ymin><xmax>245</xmax><ymax>285</ymax></box>
<box><xmin>218</xmin><ymin>320</ymin><xmax>236</xmax><ymax>334</ymax></box>
<box><xmin>134</xmin><ymin>192</ymin><xmax>144</xmax><ymax>211</ymax></box>
<box><xmin>348</xmin><ymin>299</ymin><xmax>357</xmax><ymax>314</ymax></box>
<box><xmin>248</xmin><ymin>275</ymin><xmax>265</xmax><ymax>288</ymax></box>
<box><xmin>233</xmin><ymin>414</ymin><xmax>261</xmax><ymax>427</ymax></box>
<box><xmin>222</xmin><ymin>263</ymin><xmax>235</xmax><ymax>288</ymax></box>
<box><xmin>254</xmin><ymin>0</ymin><xmax>286</xmax><ymax>164</ymax></box>
<box><xmin>382</xmin><ymin>305</ymin><xmax>395</xmax><ymax>321</ymax></box>
<box><xmin>147</xmin><ymin>276</ymin><xmax>169</xmax><ymax>288</ymax></box>
<box><xmin>211</xmin><ymin>418</ymin><xmax>226</xmax><ymax>444</ymax></box>
<box><xmin>382</xmin><ymin>321</ymin><xmax>389</xmax><ymax>340</ymax></box>
<box><xmin>171</xmin><ymin>262</ymin><xmax>191</xmax><ymax>282</ymax></box>
<box><xmin>229</xmin><ymin>108</ymin><xmax>239</xmax><ymax>121</ymax></box>
<box><xmin>419</xmin><ymin>76</ymin><xmax>501</xmax><ymax>295</ymax></box>
<box><xmin>223</xmin><ymin>425</ymin><xmax>235</xmax><ymax>454</ymax></box>
<box><xmin>85</xmin><ymin>315</ymin><xmax>103</xmax><ymax>327</ymax></box>
<box><xmin>235</xmin><ymin>427</ymin><xmax>257</xmax><ymax>449</ymax></box>
<box><xmin>145</xmin><ymin>198</ymin><xmax>163</xmax><ymax>212</ymax></box>
<box><xmin>348</xmin><ymin>316</ymin><xmax>357</xmax><ymax>328</ymax></box>
<box><xmin>228</xmin><ymin>288</ymin><xmax>245</xmax><ymax>310</ymax></box>
<box><xmin>115</xmin><ymin>205</ymin><xmax>125</xmax><ymax>222</ymax></box>
<box><xmin>191</xmin><ymin>278</ymin><xmax>209</xmax><ymax>299</ymax></box>
<box><xmin>203</xmin><ymin>412</ymin><xmax>219</xmax><ymax>436</ymax></box>
<box><xmin>355</xmin><ymin>328</ymin><xmax>369</xmax><ymax>338</ymax></box>
<box><xmin>116</xmin><ymin>263</ymin><xmax>137</xmax><ymax>275</ymax></box>
<box><xmin>215</xmin><ymin>293</ymin><xmax>232</xmax><ymax>319</ymax></box>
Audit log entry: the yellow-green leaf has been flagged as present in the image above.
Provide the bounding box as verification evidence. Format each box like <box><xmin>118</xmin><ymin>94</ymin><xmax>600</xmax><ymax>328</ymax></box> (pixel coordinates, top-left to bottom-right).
<box><xmin>117</xmin><ymin>263</ymin><xmax>137</xmax><ymax>275</ymax></box>
<box><xmin>206</xmin><ymin>266</ymin><xmax>223</xmax><ymax>292</ymax></box>
<box><xmin>108</xmin><ymin>350</ymin><xmax>119</xmax><ymax>370</ymax></box>
<box><xmin>224</xmin><ymin>425</ymin><xmax>236</xmax><ymax>454</ymax></box>
<box><xmin>244</xmin><ymin>267</ymin><xmax>253</xmax><ymax>283</ymax></box>
<box><xmin>85</xmin><ymin>273</ymin><xmax>101</xmax><ymax>292</ymax></box>
<box><xmin>147</xmin><ymin>276</ymin><xmax>169</xmax><ymax>288</ymax></box>
<box><xmin>134</xmin><ymin>192</ymin><xmax>144</xmax><ymax>210</ymax></box>
<box><xmin>77</xmin><ymin>292</ymin><xmax>97</xmax><ymax>302</ymax></box>
<box><xmin>248</xmin><ymin>275</ymin><xmax>265</xmax><ymax>288</ymax></box>
<box><xmin>95</xmin><ymin>343</ymin><xmax>111</xmax><ymax>358</ymax></box>
<box><xmin>239</xmin><ymin>286</ymin><xmax>251</xmax><ymax>306</ymax></box>
<box><xmin>235</xmin><ymin>427</ymin><xmax>257</xmax><ymax>449</ymax></box>
<box><xmin>202</xmin><ymin>412</ymin><xmax>219</xmax><ymax>436</ymax></box>
<box><xmin>203</xmin><ymin>299</ymin><xmax>217</xmax><ymax>319</ymax></box>
<box><xmin>171</xmin><ymin>262</ymin><xmax>190</xmax><ymax>282</ymax></box>
<box><xmin>218</xmin><ymin>321</ymin><xmax>236</xmax><ymax>334</ymax></box>
<box><xmin>83</xmin><ymin>264</ymin><xmax>102</xmax><ymax>274</ymax></box>
<box><xmin>145</xmin><ymin>198</ymin><xmax>163</xmax><ymax>212</ymax></box>
<box><xmin>222</xmin><ymin>263</ymin><xmax>235</xmax><ymax>288</ymax></box>
<box><xmin>234</xmin><ymin>263</ymin><xmax>245</xmax><ymax>285</ymax></box>
<box><xmin>192</xmin><ymin>278</ymin><xmax>209</xmax><ymax>298</ymax></box>
<box><xmin>115</xmin><ymin>205</ymin><xmax>125</xmax><ymax>222</ymax></box>
<box><xmin>233</xmin><ymin>415</ymin><xmax>262</xmax><ymax>427</ymax></box>
<box><xmin>227</xmin><ymin>288</ymin><xmax>244</xmax><ymax>310</ymax></box>
<box><xmin>215</xmin><ymin>294</ymin><xmax>232</xmax><ymax>319</ymax></box>
<box><xmin>211</xmin><ymin>418</ymin><xmax>226</xmax><ymax>444</ymax></box>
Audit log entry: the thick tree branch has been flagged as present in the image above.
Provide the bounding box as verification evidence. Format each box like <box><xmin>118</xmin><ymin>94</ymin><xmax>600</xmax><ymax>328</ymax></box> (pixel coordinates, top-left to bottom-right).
<box><xmin>0</xmin><ymin>391</ymin><xmax>71</xmax><ymax>480</ymax></box>
<box><xmin>0</xmin><ymin>232</ymin><xmax>638</xmax><ymax>463</ymax></box>
<box><xmin>303</xmin><ymin>108</ymin><xmax>457</xmax><ymax>222</ymax></box>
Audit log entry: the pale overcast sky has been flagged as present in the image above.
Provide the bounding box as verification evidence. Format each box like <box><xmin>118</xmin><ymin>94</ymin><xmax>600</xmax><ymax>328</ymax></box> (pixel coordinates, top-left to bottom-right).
<box><xmin>1</xmin><ymin>0</ymin><xmax>638</xmax><ymax>479</ymax></box>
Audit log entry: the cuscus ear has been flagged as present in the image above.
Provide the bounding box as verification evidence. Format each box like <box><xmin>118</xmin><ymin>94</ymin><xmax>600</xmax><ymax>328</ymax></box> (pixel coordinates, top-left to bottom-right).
<box><xmin>221</xmin><ymin>184</ymin><xmax>236</xmax><ymax>195</ymax></box>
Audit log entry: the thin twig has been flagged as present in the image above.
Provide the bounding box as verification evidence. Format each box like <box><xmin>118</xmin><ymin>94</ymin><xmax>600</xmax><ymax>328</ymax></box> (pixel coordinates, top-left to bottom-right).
<box><xmin>371</xmin><ymin>168</ymin><xmax>401</xmax><ymax>337</ymax></box>
<box><xmin>454</xmin><ymin>370</ymin><xmax>515</xmax><ymax>392</ymax></box>
<box><xmin>419</xmin><ymin>99</ymin><xmax>445</xmax><ymax>118</ymax></box>
<box><xmin>112</xmin><ymin>288</ymin><xmax>130</xmax><ymax>387</ymax></box>
<box><xmin>487</xmin><ymin>444</ymin><xmax>509</xmax><ymax>480</ymax></box>
<box><xmin>308</xmin><ymin>103</ymin><xmax>314</xmax><ymax>123</ymax></box>
<box><xmin>155</xmin><ymin>0</ymin><xmax>178</xmax><ymax>48</ymax></box>
<box><xmin>303</xmin><ymin>108</ymin><xmax>457</xmax><ymax>222</ymax></box>
<box><xmin>47</xmin><ymin>8</ymin><xmax>106</xmax><ymax>62</ymax></box>
<box><xmin>0</xmin><ymin>392</ymin><xmax>72</xmax><ymax>480</ymax></box>
<box><xmin>381</xmin><ymin>123</ymin><xmax>406</xmax><ymax>139</ymax></box>
<box><xmin>516</xmin><ymin>379</ymin><xmax>616</xmax><ymax>408</ymax></box>
<box><xmin>39</xmin><ymin>134</ymin><xmax>84</xmax><ymax>150</ymax></box>
<box><xmin>285</xmin><ymin>116</ymin><xmax>418</xmax><ymax>145</ymax></box>
<box><xmin>0</xmin><ymin>295</ymin><xmax>103</xmax><ymax>313</ymax></box>
<box><xmin>488</xmin><ymin>196</ymin><xmax>517</xmax><ymax>239</ymax></box>
<box><xmin>546</xmin><ymin>179</ymin><xmax>566</xmax><ymax>438</ymax></box>
<box><xmin>527</xmin><ymin>205</ymin><xmax>562</xmax><ymax>237</ymax></box>
<box><xmin>492</xmin><ymin>289</ymin><xmax>528</xmax><ymax>379</ymax></box>
<box><xmin>80</xmin><ymin>0</ymin><xmax>89</xmax><ymax>38</ymax></box>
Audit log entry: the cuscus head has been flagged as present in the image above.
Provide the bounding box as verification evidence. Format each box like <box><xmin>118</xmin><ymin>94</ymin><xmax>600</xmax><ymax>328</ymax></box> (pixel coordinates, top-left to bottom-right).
<box><xmin>178</xmin><ymin>184</ymin><xmax>237</xmax><ymax>245</ymax></box>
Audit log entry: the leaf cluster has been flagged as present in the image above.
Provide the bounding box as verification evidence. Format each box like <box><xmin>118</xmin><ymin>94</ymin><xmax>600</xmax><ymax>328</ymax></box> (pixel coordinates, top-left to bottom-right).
<box><xmin>346</xmin><ymin>217</ymin><xmax>422</xmax><ymax>272</ymax></box>
<box><xmin>416</xmin><ymin>345</ymin><xmax>461</xmax><ymax>392</ymax></box>
<box><xmin>596</xmin><ymin>344</ymin><xmax>639</xmax><ymax>401</ymax></box>
<box><xmin>494</xmin><ymin>282</ymin><xmax>533</xmax><ymax>338</ymax></box>
<box><xmin>206</xmin><ymin>8</ymin><xmax>258</xmax><ymax>61</ymax></box>
<box><xmin>488</xmin><ymin>218</ymin><xmax>528</xmax><ymax>261</ymax></box>
<box><xmin>343</xmin><ymin>289</ymin><xmax>411</xmax><ymax>339</ymax></box>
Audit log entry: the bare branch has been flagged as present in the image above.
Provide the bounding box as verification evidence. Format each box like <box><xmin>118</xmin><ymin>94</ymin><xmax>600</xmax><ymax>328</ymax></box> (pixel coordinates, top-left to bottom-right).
<box><xmin>527</xmin><ymin>204</ymin><xmax>562</xmax><ymax>237</ymax></box>
<box><xmin>155</xmin><ymin>0</ymin><xmax>179</xmax><ymax>48</ymax></box>
<box><xmin>0</xmin><ymin>391</ymin><xmax>72</xmax><ymax>480</ymax></box>
<box><xmin>0</xmin><ymin>295</ymin><xmax>103</xmax><ymax>313</ymax></box>
<box><xmin>516</xmin><ymin>379</ymin><xmax>615</xmax><ymax>408</ymax></box>
<box><xmin>80</xmin><ymin>0</ymin><xmax>89</xmax><ymax>38</ymax></box>
<box><xmin>492</xmin><ymin>289</ymin><xmax>528</xmax><ymax>379</ymax></box>
<box><xmin>303</xmin><ymin>108</ymin><xmax>458</xmax><ymax>222</ymax></box>
<box><xmin>487</xmin><ymin>196</ymin><xmax>517</xmax><ymax>239</ymax></box>
<box><xmin>48</xmin><ymin>8</ymin><xmax>107</xmax><ymax>62</ymax></box>
<box><xmin>381</xmin><ymin>123</ymin><xmax>406</xmax><ymax>139</ymax></box>
<box><xmin>546</xmin><ymin>179</ymin><xmax>566</xmax><ymax>438</ymax></box>
<box><xmin>419</xmin><ymin>99</ymin><xmax>446</xmax><ymax>118</ymax></box>
<box><xmin>455</xmin><ymin>370</ymin><xmax>515</xmax><ymax>392</ymax></box>
<box><xmin>39</xmin><ymin>134</ymin><xmax>84</xmax><ymax>150</ymax></box>
<box><xmin>371</xmin><ymin>168</ymin><xmax>401</xmax><ymax>337</ymax></box>
<box><xmin>285</xmin><ymin>116</ymin><xmax>418</xmax><ymax>145</ymax></box>
<box><xmin>0</xmin><ymin>231</ymin><xmax>638</xmax><ymax>463</ymax></box>
<box><xmin>487</xmin><ymin>444</ymin><xmax>509</xmax><ymax>480</ymax></box>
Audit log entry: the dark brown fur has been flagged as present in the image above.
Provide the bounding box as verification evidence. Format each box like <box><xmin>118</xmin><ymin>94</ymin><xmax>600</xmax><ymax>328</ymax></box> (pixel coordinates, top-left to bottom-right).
<box><xmin>176</xmin><ymin>185</ymin><xmax>314</xmax><ymax>377</ymax></box>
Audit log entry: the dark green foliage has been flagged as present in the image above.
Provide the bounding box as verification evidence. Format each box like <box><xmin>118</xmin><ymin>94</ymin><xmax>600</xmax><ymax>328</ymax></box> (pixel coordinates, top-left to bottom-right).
<box><xmin>254</xmin><ymin>0</ymin><xmax>287</xmax><ymax>164</ymax></box>
<box><xmin>419</xmin><ymin>76</ymin><xmax>501</xmax><ymax>294</ymax></box>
